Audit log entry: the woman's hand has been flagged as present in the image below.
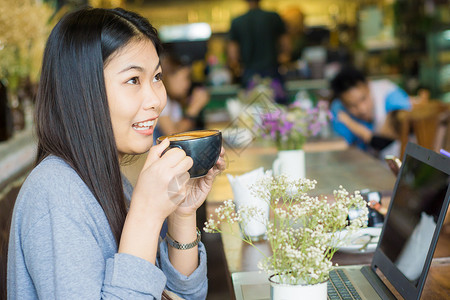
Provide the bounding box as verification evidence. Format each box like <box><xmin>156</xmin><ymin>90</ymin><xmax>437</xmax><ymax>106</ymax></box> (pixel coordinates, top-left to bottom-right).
<box><xmin>119</xmin><ymin>139</ymin><xmax>193</xmax><ymax>263</ymax></box>
<box><xmin>129</xmin><ymin>139</ymin><xmax>193</xmax><ymax>223</ymax></box>
<box><xmin>173</xmin><ymin>146</ymin><xmax>226</xmax><ymax>218</ymax></box>
<box><xmin>165</xmin><ymin>146</ymin><xmax>225</xmax><ymax>276</ymax></box>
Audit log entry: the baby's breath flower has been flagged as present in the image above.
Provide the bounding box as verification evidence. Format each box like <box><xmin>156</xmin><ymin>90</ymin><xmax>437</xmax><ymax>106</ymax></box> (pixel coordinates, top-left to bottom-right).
<box><xmin>205</xmin><ymin>175</ymin><xmax>368</xmax><ymax>285</ymax></box>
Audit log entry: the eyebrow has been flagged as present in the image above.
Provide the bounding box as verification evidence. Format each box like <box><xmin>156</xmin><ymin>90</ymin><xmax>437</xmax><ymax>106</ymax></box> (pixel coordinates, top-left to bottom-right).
<box><xmin>154</xmin><ymin>60</ymin><xmax>161</xmax><ymax>72</ymax></box>
<box><xmin>118</xmin><ymin>65</ymin><xmax>143</xmax><ymax>74</ymax></box>
<box><xmin>118</xmin><ymin>60</ymin><xmax>161</xmax><ymax>74</ymax></box>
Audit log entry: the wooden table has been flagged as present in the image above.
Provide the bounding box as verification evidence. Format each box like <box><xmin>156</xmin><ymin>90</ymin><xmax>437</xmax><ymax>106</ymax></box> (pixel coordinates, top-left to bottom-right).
<box><xmin>208</xmin><ymin>143</ymin><xmax>450</xmax><ymax>299</ymax></box>
<box><xmin>208</xmin><ymin>142</ymin><xmax>395</xmax><ymax>204</ymax></box>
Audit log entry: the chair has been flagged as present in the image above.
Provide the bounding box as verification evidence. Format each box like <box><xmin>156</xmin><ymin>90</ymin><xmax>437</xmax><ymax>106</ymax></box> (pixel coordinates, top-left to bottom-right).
<box><xmin>0</xmin><ymin>185</ymin><xmax>20</xmax><ymax>300</ymax></box>
<box><xmin>397</xmin><ymin>101</ymin><xmax>450</xmax><ymax>158</ymax></box>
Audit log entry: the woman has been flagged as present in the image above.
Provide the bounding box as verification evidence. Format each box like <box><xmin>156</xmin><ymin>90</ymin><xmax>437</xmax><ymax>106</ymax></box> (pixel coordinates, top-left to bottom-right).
<box><xmin>7</xmin><ymin>7</ymin><xmax>224</xmax><ymax>299</ymax></box>
<box><xmin>154</xmin><ymin>53</ymin><xmax>210</xmax><ymax>140</ymax></box>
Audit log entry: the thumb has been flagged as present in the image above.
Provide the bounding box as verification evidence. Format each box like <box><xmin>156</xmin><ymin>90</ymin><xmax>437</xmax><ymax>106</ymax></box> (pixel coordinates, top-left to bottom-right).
<box><xmin>144</xmin><ymin>138</ymin><xmax>170</xmax><ymax>169</ymax></box>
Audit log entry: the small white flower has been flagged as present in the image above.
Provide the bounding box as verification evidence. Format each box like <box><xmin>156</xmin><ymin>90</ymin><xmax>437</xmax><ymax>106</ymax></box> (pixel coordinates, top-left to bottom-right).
<box><xmin>204</xmin><ymin>176</ymin><xmax>367</xmax><ymax>285</ymax></box>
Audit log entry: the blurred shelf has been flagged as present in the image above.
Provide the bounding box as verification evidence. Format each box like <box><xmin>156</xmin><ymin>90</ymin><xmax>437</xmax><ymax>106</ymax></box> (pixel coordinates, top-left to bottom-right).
<box><xmin>364</xmin><ymin>39</ymin><xmax>399</xmax><ymax>52</ymax></box>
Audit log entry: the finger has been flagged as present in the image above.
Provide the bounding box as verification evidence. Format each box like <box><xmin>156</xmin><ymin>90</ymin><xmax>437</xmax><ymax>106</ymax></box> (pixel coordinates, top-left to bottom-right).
<box><xmin>203</xmin><ymin>167</ymin><xmax>218</xmax><ymax>184</ymax></box>
<box><xmin>214</xmin><ymin>147</ymin><xmax>226</xmax><ymax>170</ymax></box>
<box><xmin>214</xmin><ymin>154</ymin><xmax>226</xmax><ymax>172</ymax></box>
<box><xmin>143</xmin><ymin>138</ymin><xmax>170</xmax><ymax>169</ymax></box>
<box><xmin>207</xmin><ymin>156</ymin><xmax>225</xmax><ymax>179</ymax></box>
<box><xmin>160</xmin><ymin>147</ymin><xmax>189</xmax><ymax>168</ymax></box>
<box><xmin>171</xmin><ymin>156</ymin><xmax>193</xmax><ymax>175</ymax></box>
<box><xmin>218</xmin><ymin>146</ymin><xmax>225</xmax><ymax>158</ymax></box>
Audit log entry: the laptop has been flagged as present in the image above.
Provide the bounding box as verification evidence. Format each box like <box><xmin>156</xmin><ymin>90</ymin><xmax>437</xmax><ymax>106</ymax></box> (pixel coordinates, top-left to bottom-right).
<box><xmin>232</xmin><ymin>143</ymin><xmax>450</xmax><ymax>300</ymax></box>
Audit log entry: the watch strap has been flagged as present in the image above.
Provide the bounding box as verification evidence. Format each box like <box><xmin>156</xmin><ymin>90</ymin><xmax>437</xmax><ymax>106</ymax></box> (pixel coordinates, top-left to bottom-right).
<box><xmin>165</xmin><ymin>228</ymin><xmax>201</xmax><ymax>250</ymax></box>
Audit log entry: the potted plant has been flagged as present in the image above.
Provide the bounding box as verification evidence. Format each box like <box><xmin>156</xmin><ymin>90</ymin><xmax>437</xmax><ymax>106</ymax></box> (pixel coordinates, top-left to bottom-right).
<box><xmin>0</xmin><ymin>0</ymin><xmax>52</xmax><ymax>134</ymax></box>
<box><xmin>204</xmin><ymin>174</ymin><xmax>368</xmax><ymax>299</ymax></box>
<box><xmin>255</xmin><ymin>100</ymin><xmax>331</xmax><ymax>180</ymax></box>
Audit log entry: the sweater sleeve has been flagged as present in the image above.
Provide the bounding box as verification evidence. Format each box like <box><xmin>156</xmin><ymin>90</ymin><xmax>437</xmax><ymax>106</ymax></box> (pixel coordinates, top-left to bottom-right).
<box><xmin>158</xmin><ymin>240</ymin><xmax>208</xmax><ymax>300</ymax></box>
<box><xmin>22</xmin><ymin>208</ymin><xmax>167</xmax><ymax>299</ymax></box>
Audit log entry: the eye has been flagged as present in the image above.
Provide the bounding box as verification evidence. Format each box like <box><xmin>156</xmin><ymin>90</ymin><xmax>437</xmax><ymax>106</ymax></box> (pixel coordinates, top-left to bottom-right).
<box><xmin>126</xmin><ymin>77</ymin><xmax>140</xmax><ymax>85</ymax></box>
<box><xmin>153</xmin><ymin>72</ymin><xmax>163</xmax><ymax>83</ymax></box>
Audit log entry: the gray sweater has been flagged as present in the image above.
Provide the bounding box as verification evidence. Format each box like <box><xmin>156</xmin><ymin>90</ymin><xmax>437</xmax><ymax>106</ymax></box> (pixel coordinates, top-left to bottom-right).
<box><xmin>7</xmin><ymin>156</ymin><xmax>208</xmax><ymax>299</ymax></box>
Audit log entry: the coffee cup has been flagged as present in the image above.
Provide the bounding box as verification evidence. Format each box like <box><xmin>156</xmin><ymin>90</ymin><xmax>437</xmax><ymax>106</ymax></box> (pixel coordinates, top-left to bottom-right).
<box><xmin>156</xmin><ymin>129</ymin><xmax>222</xmax><ymax>178</ymax></box>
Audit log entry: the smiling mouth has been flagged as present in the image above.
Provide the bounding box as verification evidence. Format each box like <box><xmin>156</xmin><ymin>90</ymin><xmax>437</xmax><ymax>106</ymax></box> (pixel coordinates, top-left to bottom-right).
<box><xmin>132</xmin><ymin>119</ymin><xmax>156</xmax><ymax>131</ymax></box>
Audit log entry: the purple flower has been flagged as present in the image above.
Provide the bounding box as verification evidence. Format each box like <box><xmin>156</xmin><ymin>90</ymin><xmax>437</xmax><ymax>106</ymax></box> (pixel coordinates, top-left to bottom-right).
<box><xmin>307</xmin><ymin>107</ymin><xmax>320</xmax><ymax>115</ymax></box>
<box><xmin>255</xmin><ymin>99</ymin><xmax>331</xmax><ymax>149</ymax></box>
<box><xmin>279</xmin><ymin>121</ymin><xmax>294</xmax><ymax>136</ymax></box>
<box><xmin>317</xmin><ymin>100</ymin><xmax>329</xmax><ymax>109</ymax></box>
<box><xmin>289</xmin><ymin>100</ymin><xmax>303</xmax><ymax>109</ymax></box>
<box><xmin>309</xmin><ymin>122</ymin><xmax>321</xmax><ymax>136</ymax></box>
<box><xmin>270</xmin><ymin>79</ymin><xmax>287</xmax><ymax>100</ymax></box>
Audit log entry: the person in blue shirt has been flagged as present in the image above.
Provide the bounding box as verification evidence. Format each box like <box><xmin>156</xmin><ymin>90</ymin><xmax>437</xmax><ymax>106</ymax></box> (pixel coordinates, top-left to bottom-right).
<box><xmin>330</xmin><ymin>66</ymin><xmax>411</xmax><ymax>156</ymax></box>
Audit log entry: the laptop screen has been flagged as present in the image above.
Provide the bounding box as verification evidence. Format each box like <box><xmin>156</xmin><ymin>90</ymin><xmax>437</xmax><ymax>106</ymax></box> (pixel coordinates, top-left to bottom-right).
<box><xmin>376</xmin><ymin>145</ymin><xmax>450</xmax><ymax>291</ymax></box>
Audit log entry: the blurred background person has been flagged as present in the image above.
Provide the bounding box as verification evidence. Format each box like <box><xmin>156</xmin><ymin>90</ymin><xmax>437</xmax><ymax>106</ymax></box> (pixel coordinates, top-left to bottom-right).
<box><xmin>154</xmin><ymin>52</ymin><xmax>210</xmax><ymax>141</ymax></box>
<box><xmin>330</xmin><ymin>66</ymin><xmax>411</xmax><ymax>158</ymax></box>
<box><xmin>280</xmin><ymin>6</ymin><xmax>306</xmax><ymax>64</ymax></box>
<box><xmin>227</xmin><ymin>0</ymin><xmax>290</xmax><ymax>103</ymax></box>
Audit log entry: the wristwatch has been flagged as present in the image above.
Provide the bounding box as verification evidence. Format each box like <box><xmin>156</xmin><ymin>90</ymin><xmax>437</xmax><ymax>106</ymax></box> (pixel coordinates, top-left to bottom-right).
<box><xmin>165</xmin><ymin>228</ymin><xmax>201</xmax><ymax>250</ymax></box>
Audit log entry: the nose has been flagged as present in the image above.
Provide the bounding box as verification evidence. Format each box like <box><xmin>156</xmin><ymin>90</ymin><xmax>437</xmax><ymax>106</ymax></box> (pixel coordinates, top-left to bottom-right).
<box><xmin>142</xmin><ymin>84</ymin><xmax>166</xmax><ymax>112</ymax></box>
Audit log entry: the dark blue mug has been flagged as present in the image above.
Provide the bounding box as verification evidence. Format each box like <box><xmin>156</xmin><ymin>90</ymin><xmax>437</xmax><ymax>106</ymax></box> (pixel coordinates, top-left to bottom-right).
<box><xmin>157</xmin><ymin>130</ymin><xmax>222</xmax><ymax>178</ymax></box>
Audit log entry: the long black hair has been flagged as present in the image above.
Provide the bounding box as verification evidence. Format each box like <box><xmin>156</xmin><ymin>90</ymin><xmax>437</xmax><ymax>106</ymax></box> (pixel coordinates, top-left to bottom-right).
<box><xmin>34</xmin><ymin>7</ymin><xmax>162</xmax><ymax>245</ymax></box>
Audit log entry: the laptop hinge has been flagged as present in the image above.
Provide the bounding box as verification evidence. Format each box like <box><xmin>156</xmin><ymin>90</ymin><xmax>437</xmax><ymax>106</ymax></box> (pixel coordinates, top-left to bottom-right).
<box><xmin>361</xmin><ymin>266</ymin><xmax>397</xmax><ymax>300</ymax></box>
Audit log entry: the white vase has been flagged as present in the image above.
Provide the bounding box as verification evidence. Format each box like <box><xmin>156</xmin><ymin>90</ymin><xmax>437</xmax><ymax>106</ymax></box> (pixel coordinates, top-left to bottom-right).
<box><xmin>269</xmin><ymin>275</ymin><xmax>328</xmax><ymax>300</ymax></box>
<box><xmin>272</xmin><ymin>149</ymin><xmax>305</xmax><ymax>180</ymax></box>
<box><xmin>227</xmin><ymin>169</ymin><xmax>269</xmax><ymax>242</ymax></box>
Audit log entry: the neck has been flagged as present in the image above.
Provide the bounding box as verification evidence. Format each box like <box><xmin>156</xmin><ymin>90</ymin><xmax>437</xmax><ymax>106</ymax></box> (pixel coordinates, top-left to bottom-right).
<box><xmin>248</xmin><ymin>1</ymin><xmax>260</xmax><ymax>9</ymax></box>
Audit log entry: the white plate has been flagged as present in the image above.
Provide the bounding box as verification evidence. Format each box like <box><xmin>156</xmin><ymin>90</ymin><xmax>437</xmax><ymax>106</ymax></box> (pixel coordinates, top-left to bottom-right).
<box><xmin>334</xmin><ymin>227</ymin><xmax>382</xmax><ymax>253</ymax></box>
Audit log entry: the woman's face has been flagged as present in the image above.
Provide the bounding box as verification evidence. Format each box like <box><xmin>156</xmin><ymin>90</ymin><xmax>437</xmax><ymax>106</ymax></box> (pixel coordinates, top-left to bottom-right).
<box><xmin>104</xmin><ymin>39</ymin><xmax>166</xmax><ymax>158</ymax></box>
<box><xmin>166</xmin><ymin>66</ymin><xmax>191</xmax><ymax>100</ymax></box>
